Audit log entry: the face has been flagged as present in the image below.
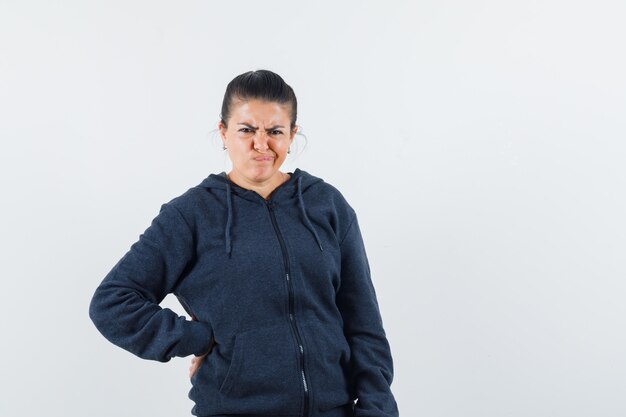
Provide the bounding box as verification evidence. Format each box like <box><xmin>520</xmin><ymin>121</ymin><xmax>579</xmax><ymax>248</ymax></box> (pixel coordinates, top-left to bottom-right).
<box><xmin>219</xmin><ymin>99</ymin><xmax>296</xmax><ymax>186</ymax></box>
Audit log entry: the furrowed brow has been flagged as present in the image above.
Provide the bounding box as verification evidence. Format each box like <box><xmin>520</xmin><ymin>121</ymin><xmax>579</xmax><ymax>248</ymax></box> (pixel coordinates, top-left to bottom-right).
<box><xmin>237</xmin><ymin>123</ymin><xmax>285</xmax><ymax>130</ymax></box>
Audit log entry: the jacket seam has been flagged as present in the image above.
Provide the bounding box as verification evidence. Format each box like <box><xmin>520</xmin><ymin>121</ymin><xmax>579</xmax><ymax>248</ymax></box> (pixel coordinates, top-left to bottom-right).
<box><xmin>338</xmin><ymin>210</ymin><xmax>357</xmax><ymax>248</ymax></box>
<box><xmin>167</xmin><ymin>202</ymin><xmax>194</xmax><ymax>237</ymax></box>
<box><xmin>163</xmin><ymin>202</ymin><xmax>197</xmax><ymax>295</ymax></box>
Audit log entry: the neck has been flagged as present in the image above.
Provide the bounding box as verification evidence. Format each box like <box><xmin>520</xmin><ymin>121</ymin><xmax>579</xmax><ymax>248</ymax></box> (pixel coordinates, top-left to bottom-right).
<box><xmin>226</xmin><ymin>170</ymin><xmax>290</xmax><ymax>200</ymax></box>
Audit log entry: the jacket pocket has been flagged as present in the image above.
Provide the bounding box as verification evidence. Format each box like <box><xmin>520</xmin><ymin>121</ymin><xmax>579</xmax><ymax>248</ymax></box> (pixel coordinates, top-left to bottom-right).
<box><xmin>303</xmin><ymin>322</ymin><xmax>355</xmax><ymax>412</ymax></box>
<box><xmin>217</xmin><ymin>323</ymin><xmax>303</xmax><ymax>415</ymax></box>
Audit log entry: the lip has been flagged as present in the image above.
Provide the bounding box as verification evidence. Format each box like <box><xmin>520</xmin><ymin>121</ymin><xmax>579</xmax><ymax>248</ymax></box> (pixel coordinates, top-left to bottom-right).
<box><xmin>254</xmin><ymin>156</ymin><xmax>274</xmax><ymax>161</ymax></box>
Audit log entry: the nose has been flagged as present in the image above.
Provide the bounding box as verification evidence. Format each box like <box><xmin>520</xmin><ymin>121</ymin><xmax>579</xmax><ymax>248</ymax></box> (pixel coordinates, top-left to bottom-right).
<box><xmin>253</xmin><ymin>132</ymin><xmax>270</xmax><ymax>152</ymax></box>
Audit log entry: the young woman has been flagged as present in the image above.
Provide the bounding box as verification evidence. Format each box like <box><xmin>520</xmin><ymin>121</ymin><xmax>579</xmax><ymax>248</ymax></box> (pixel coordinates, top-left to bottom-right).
<box><xmin>89</xmin><ymin>69</ymin><xmax>399</xmax><ymax>417</ymax></box>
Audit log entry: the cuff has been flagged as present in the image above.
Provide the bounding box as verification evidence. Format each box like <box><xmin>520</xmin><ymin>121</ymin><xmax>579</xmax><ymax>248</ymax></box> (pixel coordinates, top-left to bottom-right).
<box><xmin>182</xmin><ymin>320</ymin><xmax>214</xmax><ymax>357</ymax></box>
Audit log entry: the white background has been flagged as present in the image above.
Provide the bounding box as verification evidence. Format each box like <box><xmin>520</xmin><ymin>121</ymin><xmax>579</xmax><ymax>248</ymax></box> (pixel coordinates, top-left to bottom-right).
<box><xmin>1</xmin><ymin>1</ymin><xmax>625</xmax><ymax>416</ymax></box>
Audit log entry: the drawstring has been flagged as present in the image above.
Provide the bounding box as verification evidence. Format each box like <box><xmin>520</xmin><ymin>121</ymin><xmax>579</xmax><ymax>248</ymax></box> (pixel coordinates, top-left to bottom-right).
<box><xmin>225</xmin><ymin>181</ymin><xmax>233</xmax><ymax>258</ymax></box>
<box><xmin>297</xmin><ymin>176</ymin><xmax>324</xmax><ymax>252</ymax></box>
<box><xmin>222</xmin><ymin>174</ymin><xmax>324</xmax><ymax>256</ymax></box>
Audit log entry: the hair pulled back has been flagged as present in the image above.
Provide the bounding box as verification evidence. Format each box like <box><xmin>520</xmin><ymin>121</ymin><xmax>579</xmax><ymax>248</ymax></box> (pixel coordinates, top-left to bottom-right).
<box><xmin>220</xmin><ymin>69</ymin><xmax>298</xmax><ymax>130</ymax></box>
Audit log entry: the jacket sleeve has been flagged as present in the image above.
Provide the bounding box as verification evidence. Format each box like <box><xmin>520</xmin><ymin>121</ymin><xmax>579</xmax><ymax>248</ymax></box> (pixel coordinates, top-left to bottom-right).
<box><xmin>337</xmin><ymin>212</ymin><xmax>399</xmax><ymax>417</ymax></box>
<box><xmin>88</xmin><ymin>202</ymin><xmax>214</xmax><ymax>362</ymax></box>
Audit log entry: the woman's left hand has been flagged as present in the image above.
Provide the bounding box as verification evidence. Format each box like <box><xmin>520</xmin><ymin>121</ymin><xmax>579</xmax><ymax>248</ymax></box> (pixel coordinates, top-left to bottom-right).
<box><xmin>189</xmin><ymin>352</ymin><xmax>208</xmax><ymax>379</ymax></box>
<box><xmin>189</xmin><ymin>315</ymin><xmax>213</xmax><ymax>379</ymax></box>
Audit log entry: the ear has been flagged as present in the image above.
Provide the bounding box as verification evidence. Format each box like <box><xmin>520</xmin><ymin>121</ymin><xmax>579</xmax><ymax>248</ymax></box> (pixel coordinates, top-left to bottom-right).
<box><xmin>218</xmin><ymin>121</ymin><xmax>227</xmax><ymax>141</ymax></box>
<box><xmin>290</xmin><ymin>125</ymin><xmax>298</xmax><ymax>141</ymax></box>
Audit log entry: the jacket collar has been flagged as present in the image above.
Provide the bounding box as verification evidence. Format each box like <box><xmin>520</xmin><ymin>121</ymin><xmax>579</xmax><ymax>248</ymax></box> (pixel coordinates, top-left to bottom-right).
<box><xmin>198</xmin><ymin>168</ymin><xmax>324</xmax><ymax>257</ymax></box>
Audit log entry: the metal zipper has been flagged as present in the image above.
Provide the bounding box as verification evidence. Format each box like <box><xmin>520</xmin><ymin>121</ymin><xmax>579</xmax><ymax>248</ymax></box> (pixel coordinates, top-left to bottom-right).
<box><xmin>265</xmin><ymin>199</ymin><xmax>310</xmax><ymax>417</ymax></box>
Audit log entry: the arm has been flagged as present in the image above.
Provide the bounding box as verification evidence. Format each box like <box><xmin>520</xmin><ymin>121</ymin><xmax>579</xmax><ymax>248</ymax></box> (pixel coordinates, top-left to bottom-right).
<box><xmin>88</xmin><ymin>202</ymin><xmax>213</xmax><ymax>362</ymax></box>
<box><xmin>337</xmin><ymin>212</ymin><xmax>399</xmax><ymax>417</ymax></box>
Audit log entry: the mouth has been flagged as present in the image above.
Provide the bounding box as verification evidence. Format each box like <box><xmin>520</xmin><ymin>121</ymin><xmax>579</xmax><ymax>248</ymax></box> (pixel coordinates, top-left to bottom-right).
<box><xmin>254</xmin><ymin>156</ymin><xmax>274</xmax><ymax>161</ymax></box>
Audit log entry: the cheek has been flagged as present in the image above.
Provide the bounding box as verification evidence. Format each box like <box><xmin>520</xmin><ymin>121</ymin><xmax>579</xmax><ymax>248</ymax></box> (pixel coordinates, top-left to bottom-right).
<box><xmin>274</xmin><ymin>139</ymin><xmax>289</xmax><ymax>151</ymax></box>
<box><xmin>233</xmin><ymin>140</ymin><xmax>252</xmax><ymax>153</ymax></box>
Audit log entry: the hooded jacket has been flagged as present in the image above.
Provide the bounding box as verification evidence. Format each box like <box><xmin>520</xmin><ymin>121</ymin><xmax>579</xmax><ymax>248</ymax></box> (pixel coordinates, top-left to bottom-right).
<box><xmin>88</xmin><ymin>168</ymin><xmax>399</xmax><ymax>417</ymax></box>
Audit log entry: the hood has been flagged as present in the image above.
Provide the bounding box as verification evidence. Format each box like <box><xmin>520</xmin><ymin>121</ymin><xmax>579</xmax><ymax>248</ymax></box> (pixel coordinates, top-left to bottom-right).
<box><xmin>197</xmin><ymin>168</ymin><xmax>325</xmax><ymax>258</ymax></box>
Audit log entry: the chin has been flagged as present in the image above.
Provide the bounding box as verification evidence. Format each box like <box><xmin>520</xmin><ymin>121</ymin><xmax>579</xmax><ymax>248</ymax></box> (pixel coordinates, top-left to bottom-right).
<box><xmin>244</xmin><ymin>166</ymin><xmax>277</xmax><ymax>181</ymax></box>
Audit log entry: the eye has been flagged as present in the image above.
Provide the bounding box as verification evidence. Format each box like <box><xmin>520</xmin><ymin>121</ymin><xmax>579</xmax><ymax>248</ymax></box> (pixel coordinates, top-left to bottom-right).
<box><xmin>238</xmin><ymin>127</ymin><xmax>253</xmax><ymax>133</ymax></box>
<box><xmin>270</xmin><ymin>130</ymin><xmax>283</xmax><ymax>135</ymax></box>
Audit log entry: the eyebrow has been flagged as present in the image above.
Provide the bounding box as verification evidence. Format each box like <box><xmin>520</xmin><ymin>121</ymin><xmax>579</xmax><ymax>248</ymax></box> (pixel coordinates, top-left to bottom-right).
<box><xmin>237</xmin><ymin>123</ymin><xmax>285</xmax><ymax>130</ymax></box>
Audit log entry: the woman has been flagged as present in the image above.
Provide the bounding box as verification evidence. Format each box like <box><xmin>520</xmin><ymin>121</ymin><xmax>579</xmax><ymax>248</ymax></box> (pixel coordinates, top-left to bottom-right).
<box><xmin>89</xmin><ymin>69</ymin><xmax>399</xmax><ymax>417</ymax></box>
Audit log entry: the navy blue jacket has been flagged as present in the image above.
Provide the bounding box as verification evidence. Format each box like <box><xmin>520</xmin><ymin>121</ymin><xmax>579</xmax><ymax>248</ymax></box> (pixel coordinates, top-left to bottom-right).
<box><xmin>89</xmin><ymin>168</ymin><xmax>398</xmax><ymax>417</ymax></box>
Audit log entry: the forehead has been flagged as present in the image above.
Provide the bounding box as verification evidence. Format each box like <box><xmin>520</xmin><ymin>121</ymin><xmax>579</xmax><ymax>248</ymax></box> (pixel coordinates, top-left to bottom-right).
<box><xmin>229</xmin><ymin>99</ymin><xmax>290</xmax><ymax>123</ymax></box>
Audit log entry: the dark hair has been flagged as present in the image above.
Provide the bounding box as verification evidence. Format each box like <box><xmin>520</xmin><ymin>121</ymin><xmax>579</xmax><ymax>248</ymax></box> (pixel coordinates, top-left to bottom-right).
<box><xmin>220</xmin><ymin>69</ymin><xmax>298</xmax><ymax>130</ymax></box>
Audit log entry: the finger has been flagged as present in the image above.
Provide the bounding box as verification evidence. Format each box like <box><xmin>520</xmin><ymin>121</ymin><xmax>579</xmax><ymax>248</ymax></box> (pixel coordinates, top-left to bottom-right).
<box><xmin>189</xmin><ymin>363</ymin><xmax>200</xmax><ymax>378</ymax></box>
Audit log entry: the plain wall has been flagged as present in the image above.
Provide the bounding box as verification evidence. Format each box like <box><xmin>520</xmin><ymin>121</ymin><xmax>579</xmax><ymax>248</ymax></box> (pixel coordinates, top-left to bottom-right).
<box><xmin>1</xmin><ymin>0</ymin><xmax>625</xmax><ymax>416</ymax></box>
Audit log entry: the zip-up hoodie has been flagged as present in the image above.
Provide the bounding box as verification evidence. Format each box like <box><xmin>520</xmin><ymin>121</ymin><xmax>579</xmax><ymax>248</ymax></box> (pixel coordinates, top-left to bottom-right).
<box><xmin>88</xmin><ymin>168</ymin><xmax>399</xmax><ymax>417</ymax></box>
